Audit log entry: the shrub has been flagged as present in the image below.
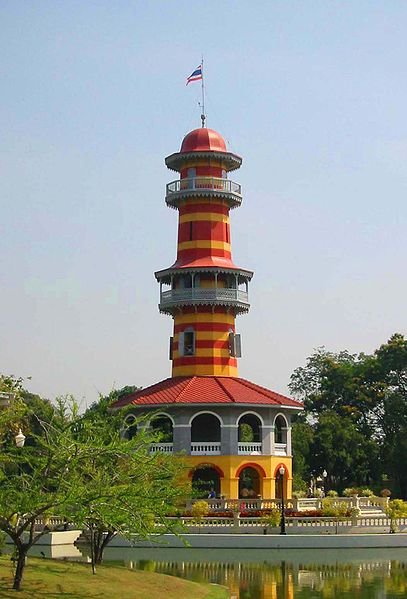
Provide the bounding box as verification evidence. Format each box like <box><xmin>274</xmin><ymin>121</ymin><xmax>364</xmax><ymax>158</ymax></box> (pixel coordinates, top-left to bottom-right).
<box><xmin>322</xmin><ymin>499</ymin><xmax>349</xmax><ymax>518</ymax></box>
<box><xmin>191</xmin><ymin>500</ymin><xmax>209</xmax><ymax>521</ymax></box>
<box><xmin>360</xmin><ymin>487</ymin><xmax>374</xmax><ymax>497</ymax></box>
<box><xmin>292</xmin><ymin>490</ymin><xmax>306</xmax><ymax>499</ymax></box>
<box><xmin>343</xmin><ymin>487</ymin><xmax>359</xmax><ymax>497</ymax></box>
<box><xmin>261</xmin><ymin>509</ymin><xmax>281</xmax><ymax>528</ymax></box>
<box><xmin>327</xmin><ymin>490</ymin><xmax>338</xmax><ymax>498</ymax></box>
<box><xmin>387</xmin><ymin>499</ymin><xmax>407</xmax><ymax>519</ymax></box>
<box><xmin>380</xmin><ymin>488</ymin><xmax>392</xmax><ymax>497</ymax></box>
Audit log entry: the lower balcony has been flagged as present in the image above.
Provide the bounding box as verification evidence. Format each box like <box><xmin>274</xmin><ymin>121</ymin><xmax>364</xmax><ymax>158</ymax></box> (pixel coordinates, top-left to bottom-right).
<box><xmin>150</xmin><ymin>443</ymin><xmax>174</xmax><ymax>454</ymax></box>
<box><xmin>238</xmin><ymin>442</ymin><xmax>262</xmax><ymax>455</ymax></box>
<box><xmin>274</xmin><ymin>443</ymin><xmax>287</xmax><ymax>456</ymax></box>
<box><xmin>191</xmin><ymin>442</ymin><xmax>221</xmax><ymax>455</ymax></box>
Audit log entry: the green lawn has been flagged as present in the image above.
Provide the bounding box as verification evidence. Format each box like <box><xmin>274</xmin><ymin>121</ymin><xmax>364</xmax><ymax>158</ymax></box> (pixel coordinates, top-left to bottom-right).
<box><xmin>0</xmin><ymin>556</ymin><xmax>228</xmax><ymax>598</ymax></box>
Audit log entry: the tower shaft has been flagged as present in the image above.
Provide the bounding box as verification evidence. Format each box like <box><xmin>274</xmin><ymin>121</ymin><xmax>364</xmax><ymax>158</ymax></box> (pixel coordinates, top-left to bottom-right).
<box><xmin>155</xmin><ymin>128</ymin><xmax>252</xmax><ymax>378</ymax></box>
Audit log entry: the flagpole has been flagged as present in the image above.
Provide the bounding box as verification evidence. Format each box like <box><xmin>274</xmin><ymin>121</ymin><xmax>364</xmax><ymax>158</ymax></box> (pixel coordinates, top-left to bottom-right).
<box><xmin>201</xmin><ymin>56</ymin><xmax>205</xmax><ymax>128</ymax></box>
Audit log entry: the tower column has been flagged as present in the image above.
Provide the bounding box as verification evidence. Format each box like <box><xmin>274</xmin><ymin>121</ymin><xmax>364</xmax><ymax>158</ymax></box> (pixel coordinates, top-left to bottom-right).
<box><xmin>155</xmin><ymin>127</ymin><xmax>253</xmax><ymax>379</ymax></box>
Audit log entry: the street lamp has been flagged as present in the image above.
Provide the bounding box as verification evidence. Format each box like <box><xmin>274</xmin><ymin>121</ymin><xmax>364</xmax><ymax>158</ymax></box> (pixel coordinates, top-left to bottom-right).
<box><xmin>15</xmin><ymin>429</ymin><xmax>26</xmax><ymax>448</ymax></box>
<box><xmin>322</xmin><ymin>469</ymin><xmax>328</xmax><ymax>496</ymax></box>
<box><xmin>279</xmin><ymin>465</ymin><xmax>286</xmax><ymax>535</ymax></box>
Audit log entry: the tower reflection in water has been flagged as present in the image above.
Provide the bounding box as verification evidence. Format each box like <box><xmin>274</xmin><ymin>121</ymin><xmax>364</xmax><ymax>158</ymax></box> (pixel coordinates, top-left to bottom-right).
<box><xmin>124</xmin><ymin>556</ymin><xmax>407</xmax><ymax>599</ymax></box>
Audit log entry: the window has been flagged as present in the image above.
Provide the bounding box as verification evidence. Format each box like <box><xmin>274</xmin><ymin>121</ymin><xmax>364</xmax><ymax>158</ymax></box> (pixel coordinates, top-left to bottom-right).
<box><xmin>187</xmin><ymin>167</ymin><xmax>196</xmax><ymax>189</ymax></box>
<box><xmin>274</xmin><ymin>416</ymin><xmax>287</xmax><ymax>444</ymax></box>
<box><xmin>189</xmin><ymin>221</ymin><xmax>193</xmax><ymax>241</ymax></box>
<box><xmin>179</xmin><ymin>329</ymin><xmax>195</xmax><ymax>356</ymax></box>
<box><xmin>229</xmin><ymin>332</ymin><xmax>242</xmax><ymax>357</ymax></box>
<box><xmin>184</xmin><ymin>331</ymin><xmax>195</xmax><ymax>355</ymax></box>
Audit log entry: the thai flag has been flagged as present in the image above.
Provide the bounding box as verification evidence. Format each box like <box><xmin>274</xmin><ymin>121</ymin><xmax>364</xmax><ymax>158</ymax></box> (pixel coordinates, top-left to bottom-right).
<box><xmin>186</xmin><ymin>65</ymin><xmax>203</xmax><ymax>85</ymax></box>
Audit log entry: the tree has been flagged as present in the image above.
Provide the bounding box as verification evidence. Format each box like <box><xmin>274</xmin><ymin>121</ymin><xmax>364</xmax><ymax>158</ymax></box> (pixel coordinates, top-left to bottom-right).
<box><xmin>0</xmin><ymin>392</ymin><xmax>187</xmax><ymax>590</ymax></box>
<box><xmin>289</xmin><ymin>334</ymin><xmax>407</xmax><ymax>496</ymax></box>
<box><xmin>291</xmin><ymin>418</ymin><xmax>313</xmax><ymax>490</ymax></box>
<box><xmin>72</xmin><ymin>400</ymin><xmax>187</xmax><ymax>571</ymax></box>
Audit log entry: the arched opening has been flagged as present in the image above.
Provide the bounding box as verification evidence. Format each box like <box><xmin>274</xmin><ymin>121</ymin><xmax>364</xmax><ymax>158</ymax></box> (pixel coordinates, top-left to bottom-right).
<box><xmin>150</xmin><ymin>415</ymin><xmax>173</xmax><ymax>443</ymax></box>
<box><xmin>274</xmin><ymin>415</ymin><xmax>287</xmax><ymax>445</ymax></box>
<box><xmin>122</xmin><ymin>413</ymin><xmax>137</xmax><ymax>440</ymax></box>
<box><xmin>274</xmin><ymin>464</ymin><xmax>288</xmax><ymax>500</ymax></box>
<box><xmin>238</xmin><ymin>466</ymin><xmax>261</xmax><ymax>499</ymax></box>
<box><xmin>191</xmin><ymin>413</ymin><xmax>221</xmax><ymax>442</ymax></box>
<box><xmin>191</xmin><ymin>466</ymin><xmax>221</xmax><ymax>498</ymax></box>
<box><xmin>238</xmin><ymin>414</ymin><xmax>262</xmax><ymax>443</ymax></box>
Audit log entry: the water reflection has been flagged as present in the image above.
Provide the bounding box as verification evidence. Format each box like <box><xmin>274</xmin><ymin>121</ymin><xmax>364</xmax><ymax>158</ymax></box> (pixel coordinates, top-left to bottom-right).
<box><xmin>88</xmin><ymin>547</ymin><xmax>407</xmax><ymax>599</ymax></box>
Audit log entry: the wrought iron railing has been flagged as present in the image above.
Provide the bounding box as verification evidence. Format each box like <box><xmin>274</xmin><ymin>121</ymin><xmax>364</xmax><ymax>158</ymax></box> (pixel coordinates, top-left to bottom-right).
<box><xmin>166</xmin><ymin>177</ymin><xmax>241</xmax><ymax>197</ymax></box>
<box><xmin>160</xmin><ymin>288</ymin><xmax>249</xmax><ymax>305</ymax></box>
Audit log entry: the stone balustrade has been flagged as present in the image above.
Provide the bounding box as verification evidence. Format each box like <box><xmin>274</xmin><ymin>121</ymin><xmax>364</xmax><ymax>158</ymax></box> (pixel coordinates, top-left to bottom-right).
<box><xmin>186</xmin><ymin>496</ymin><xmax>389</xmax><ymax>513</ymax></box>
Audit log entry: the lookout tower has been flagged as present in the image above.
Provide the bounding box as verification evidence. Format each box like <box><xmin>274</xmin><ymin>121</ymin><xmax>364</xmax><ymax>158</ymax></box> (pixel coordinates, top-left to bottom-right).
<box><xmin>156</xmin><ymin>127</ymin><xmax>252</xmax><ymax>377</ymax></box>
<box><xmin>112</xmin><ymin>126</ymin><xmax>303</xmax><ymax>500</ymax></box>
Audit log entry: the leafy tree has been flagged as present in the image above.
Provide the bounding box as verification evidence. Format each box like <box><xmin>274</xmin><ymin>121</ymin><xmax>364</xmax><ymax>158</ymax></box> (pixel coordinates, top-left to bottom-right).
<box><xmin>291</xmin><ymin>418</ymin><xmax>313</xmax><ymax>489</ymax></box>
<box><xmin>73</xmin><ymin>401</ymin><xmax>187</xmax><ymax>570</ymax></box>
<box><xmin>0</xmin><ymin>392</ymin><xmax>187</xmax><ymax>590</ymax></box>
<box><xmin>289</xmin><ymin>334</ymin><xmax>407</xmax><ymax>496</ymax></box>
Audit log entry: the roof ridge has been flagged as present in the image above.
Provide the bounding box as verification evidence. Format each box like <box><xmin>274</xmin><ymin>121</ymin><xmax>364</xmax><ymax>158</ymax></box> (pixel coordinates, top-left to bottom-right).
<box><xmin>175</xmin><ymin>376</ymin><xmax>196</xmax><ymax>403</ymax></box>
<box><xmin>215</xmin><ymin>376</ymin><xmax>237</xmax><ymax>403</ymax></box>
<box><xmin>237</xmin><ymin>377</ymin><xmax>302</xmax><ymax>405</ymax></box>
<box><xmin>110</xmin><ymin>377</ymin><xmax>169</xmax><ymax>408</ymax></box>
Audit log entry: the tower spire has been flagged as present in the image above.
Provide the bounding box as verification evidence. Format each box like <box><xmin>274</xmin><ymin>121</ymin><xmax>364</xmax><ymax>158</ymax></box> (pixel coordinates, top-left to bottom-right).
<box><xmin>200</xmin><ymin>56</ymin><xmax>205</xmax><ymax>128</ymax></box>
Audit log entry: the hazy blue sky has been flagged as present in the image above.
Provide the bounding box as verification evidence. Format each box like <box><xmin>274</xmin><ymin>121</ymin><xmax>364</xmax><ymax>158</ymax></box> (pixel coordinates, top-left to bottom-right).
<box><xmin>1</xmin><ymin>1</ymin><xmax>406</xmax><ymax>407</ymax></box>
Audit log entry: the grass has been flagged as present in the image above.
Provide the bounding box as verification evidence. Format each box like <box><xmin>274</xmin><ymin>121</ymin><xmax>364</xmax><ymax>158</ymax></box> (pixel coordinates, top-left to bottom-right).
<box><xmin>0</xmin><ymin>556</ymin><xmax>228</xmax><ymax>599</ymax></box>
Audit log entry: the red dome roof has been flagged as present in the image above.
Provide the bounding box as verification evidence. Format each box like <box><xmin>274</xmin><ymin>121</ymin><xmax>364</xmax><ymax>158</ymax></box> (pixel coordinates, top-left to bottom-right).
<box><xmin>181</xmin><ymin>128</ymin><xmax>227</xmax><ymax>153</ymax></box>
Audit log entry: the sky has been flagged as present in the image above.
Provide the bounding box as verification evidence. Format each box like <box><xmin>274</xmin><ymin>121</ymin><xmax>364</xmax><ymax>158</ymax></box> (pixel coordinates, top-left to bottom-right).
<box><xmin>1</xmin><ymin>1</ymin><xmax>406</xmax><ymax>408</ymax></box>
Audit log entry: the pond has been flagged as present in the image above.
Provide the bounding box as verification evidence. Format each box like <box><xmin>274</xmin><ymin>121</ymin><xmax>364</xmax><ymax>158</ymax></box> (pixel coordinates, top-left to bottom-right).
<box><xmin>76</xmin><ymin>545</ymin><xmax>407</xmax><ymax>598</ymax></box>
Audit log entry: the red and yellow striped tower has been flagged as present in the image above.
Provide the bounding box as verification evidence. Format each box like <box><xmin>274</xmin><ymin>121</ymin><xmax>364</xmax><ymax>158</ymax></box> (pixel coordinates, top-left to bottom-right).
<box><xmin>113</xmin><ymin>124</ymin><xmax>303</xmax><ymax>501</ymax></box>
<box><xmin>155</xmin><ymin>128</ymin><xmax>252</xmax><ymax>376</ymax></box>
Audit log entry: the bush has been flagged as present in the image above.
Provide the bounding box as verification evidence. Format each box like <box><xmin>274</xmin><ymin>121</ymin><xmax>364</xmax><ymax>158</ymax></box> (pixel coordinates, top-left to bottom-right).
<box><xmin>322</xmin><ymin>499</ymin><xmax>350</xmax><ymax>518</ymax></box>
<box><xmin>191</xmin><ymin>500</ymin><xmax>209</xmax><ymax>521</ymax></box>
<box><xmin>327</xmin><ymin>490</ymin><xmax>338</xmax><ymax>498</ymax></box>
<box><xmin>261</xmin><ymin>509</ymin><xmax>281</xmax><ymax>528</ymax></box>
<box><xmin>292</xmin><ymin>490</ymin><xmax>306</xmax><ymax>499</ymax></box>
<box><xmin>387</xmin><ymin>499</ymin><xmax>407</xmax><ymax>518</ymax></box>
<box><xmin>343</xmin><ymin>487</ymin><xmax>359</xmax><ymax>497</ymax></box>
<box><xmin>359</xmin><ymin>487</ymin><xmax>374</xmax><ymax>497</ymax></box>
<box><xmin>292</xmin><ymin>474</ymin><xmax>308</xmax><ymax>495</ymax></box>
<box><xmin>381</xmin><ymin>488</ymin><xmax>392</xmax><ymax>497</ymax></box>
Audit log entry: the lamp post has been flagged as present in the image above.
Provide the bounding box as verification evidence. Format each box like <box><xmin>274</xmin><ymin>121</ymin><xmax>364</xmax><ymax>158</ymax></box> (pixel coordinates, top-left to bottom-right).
<box><xmin>322</xmin><ymin>469</ymin><xmax>327</xmax><ymax>496</ymax></box>
<box><xmin>15</xmin><ymin>429</ymin><xmax>26</xmax><ymax>448</ymax></box>
<box><xmin>279</xmin><ymin>465</ymin><xmax>286</xmax><ymax>535</ymax></box>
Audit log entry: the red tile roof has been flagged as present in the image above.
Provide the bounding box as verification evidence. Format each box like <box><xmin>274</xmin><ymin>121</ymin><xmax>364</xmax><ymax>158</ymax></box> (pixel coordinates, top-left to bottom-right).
<box><xmin>111</xmin><ymin>376</ymin><xmax>303</xmax><ymax>409</ymax></box>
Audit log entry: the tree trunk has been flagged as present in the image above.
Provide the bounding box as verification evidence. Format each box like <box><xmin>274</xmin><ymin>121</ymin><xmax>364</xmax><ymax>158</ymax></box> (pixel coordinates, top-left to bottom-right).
<box><xmin>90</xmin><ymin>527</ymin><xmax>96</xmax><ymax>575</ymax></box>
<box><xmin>94</xmin><ymin>530</ymin><xmax>116</xmax><ymax>564</ymax></box>
<box><xmin>13</xmin><ymin>548</ymin><xmax>27</xmax><ymax>591</ymax></box>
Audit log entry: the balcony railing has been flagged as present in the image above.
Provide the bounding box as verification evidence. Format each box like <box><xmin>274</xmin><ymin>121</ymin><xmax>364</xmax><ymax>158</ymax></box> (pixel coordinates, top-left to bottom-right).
<box><xmin>274</xmin><ymin>442</ymin><xmax>287</xmax><ymax>456</ymax></box>
<box><xmin>238</xmin><ymin>442</ymin><xmax>262</xmax><ymax>455</ymax></box>
<box><xmin>149</xmin><ymin>443</ymin><xmax>173</xmax><ymax>454</ymax></box>
<box><xmin>160</xmin><ymin>287</ymin><xmax>249</xmax><ymax>306</ymax></box>
<box><xmin>191</xmin><ymin>442</ymin><xmax>221</xmax><ymax>455</ymax></box>
<box><xmin>166</xmin><ymin>177</ymin><xmax>242</xmax><ymax>207</ymax></box>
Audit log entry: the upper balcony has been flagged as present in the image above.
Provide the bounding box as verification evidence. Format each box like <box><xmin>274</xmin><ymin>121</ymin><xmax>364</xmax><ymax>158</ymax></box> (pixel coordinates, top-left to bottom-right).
<box><xmin>166</xmin><ymin>177</ymin><xmax>242</xmax><ymax>209</ymax></box>
<box><xmin>159</xmin><ymin>287</ymin><xmax>249</xmax><ymax>314</ymax></box>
